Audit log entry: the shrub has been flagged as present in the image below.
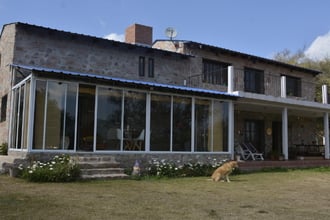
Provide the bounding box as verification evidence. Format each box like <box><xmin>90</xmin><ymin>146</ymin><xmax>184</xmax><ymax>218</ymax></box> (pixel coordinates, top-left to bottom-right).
<box><xmin>19</xmin><ymin>154</ymin><xmax>80</xmax><ymax>182</ymax></box>
<box><xmin>144</xmin><ymin>158</ymin><xmax>228</xmax><ymax>178</ymax></box>
<box><xmin>0</xmin><ymin>142</ymin><xmax>8</xmax><ymax>155</ymax></box>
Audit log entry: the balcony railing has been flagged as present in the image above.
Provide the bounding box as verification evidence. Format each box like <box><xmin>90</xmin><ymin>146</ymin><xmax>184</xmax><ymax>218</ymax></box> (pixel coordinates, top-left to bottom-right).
<box><xmin>186</xmin><ymin>66</ymin><xmax>325</xmax><ymax>103</ymax></box>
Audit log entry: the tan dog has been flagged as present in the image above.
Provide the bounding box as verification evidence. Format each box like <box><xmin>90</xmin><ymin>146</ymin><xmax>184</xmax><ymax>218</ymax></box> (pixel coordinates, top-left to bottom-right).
<box><xmin>211</xmin><ymin>161</ymin><xmax>238</xmax><ymax>182</ymax></box>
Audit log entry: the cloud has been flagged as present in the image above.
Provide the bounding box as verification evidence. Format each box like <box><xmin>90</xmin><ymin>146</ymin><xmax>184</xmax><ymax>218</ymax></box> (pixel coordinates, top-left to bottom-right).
<box><xmin>103</xmin><ymin>33</ymin><xmax>125</xmax><ymax>42</ymax></box>
<box><xmin>305</xmin><ymin>31</ymin><xmax>330</xmax><ymax>60</ymax></box>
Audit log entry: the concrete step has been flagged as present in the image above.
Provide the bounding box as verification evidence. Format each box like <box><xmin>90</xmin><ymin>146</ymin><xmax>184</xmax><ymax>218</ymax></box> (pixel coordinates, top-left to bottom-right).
<box><xmin>75</xmin><ymin>156</ymin><xmax>129</xmax><ymax>180</ymax></box>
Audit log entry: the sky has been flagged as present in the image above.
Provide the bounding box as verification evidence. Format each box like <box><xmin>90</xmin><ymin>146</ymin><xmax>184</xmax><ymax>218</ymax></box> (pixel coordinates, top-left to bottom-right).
<box><xmin>1</xmin><ymin>0</ymin><xmax>330</xmax><ymax>60</ymax></box>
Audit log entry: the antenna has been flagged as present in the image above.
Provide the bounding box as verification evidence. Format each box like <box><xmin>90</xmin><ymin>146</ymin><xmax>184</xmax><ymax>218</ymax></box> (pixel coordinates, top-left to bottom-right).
<box><xmin>165</xmin><ymin>27</ymin><xmax>177</xmax><ymax>40</ymax></box>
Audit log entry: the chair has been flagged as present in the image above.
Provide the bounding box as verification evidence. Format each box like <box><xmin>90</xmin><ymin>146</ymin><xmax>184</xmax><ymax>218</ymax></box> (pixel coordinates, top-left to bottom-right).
<box><xmin>133</xmin><ymin>129</ymin><xmax>145</xmax><ymax>150</ymax></box>
<box><xmin>235</xmin><ymin>144</ymin><xmax>253</xmax><ymax>160</ymax></box>
<box><xmin>242</xmin><ymin>142</ymin><xmax>264</xmax><ymax>160</ymax></box>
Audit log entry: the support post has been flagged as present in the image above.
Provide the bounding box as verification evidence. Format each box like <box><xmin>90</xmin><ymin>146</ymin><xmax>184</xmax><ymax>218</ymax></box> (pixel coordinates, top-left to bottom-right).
<box><xmin>282</xmin><ymin>107</ymin><xmax>288</xmax><ymax>160</ymax></box>
<box><xmin>322</xmin><ymin>84</ymin><xmax>328</xmax><ymax>104</ymax></box>
<box><xmin>281</xmin><ymin>76</ymin><xmax>286</xmax><ymax>98</ymax></box>
<box><xmin>228</xmin><ymin>66</ymin><xmax>234</xmax><ymax>94</ymax></box>
<box><xmin>228</xmin><ymin>101</ymin><xmax>235</xmax><ymax>159</ymax></box>
<box><xmin>324</xmin><ymin>112</ymin><xmax>329</xmax><ymax>159</ymax></box>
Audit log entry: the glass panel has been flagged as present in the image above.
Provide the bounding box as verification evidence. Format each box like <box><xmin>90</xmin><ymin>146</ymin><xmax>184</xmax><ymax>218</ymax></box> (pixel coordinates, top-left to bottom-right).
<box><xmin>96</xmin><ymin>87</ymin><xmax>122</xmax><ymax>151</ymax></box>
<box><xmin>123</xmin><ymin>91</ymin><xmax>146</xmax><ymax>151</ymax></box>
<box><xmin>77</xmin><ymin>85</ymin><xmax>95</xmax><ymax>151</ymax></box>
<box><xmin>16</xmin><ymin>85</ymin><xmax>25</xmax><ymax>149</ymax></box>
<box><xmin>22</xmin><ymin>81</ymin><xmax>30</xmax><ymax>149</ymax></box>
<box><xmin>195</xmin><ymin>99</ymin><xmax>212</xmax><ymax>152</ymax></box>
<box><xmin>10</xmin><ymin>88</ymin><xmax>19</xmax><ymax>149</ymax></box>
<box><xmin>213</xmin><ymin>101</ymin><xmax>228</xmax><ymax>152</ymax></box>
<box><xmin>150</xmin><ymin>94</ymin><xmax>171</xmax><ymax>151</ymax></box>
<box><xmin>33</xmin><ymin>80</ymin><xmax>46</xmax><ymax>149</ymax></box>
<box><xmin>45</xmin><ymin>82</ymin><xmax>66</xmax><ymax>150</ymax></box>
<box><xmin>172</xmin><ymin>96</ymin><xmax>191</xmax><ymax>151</ymax></box>
<box><xmin>64</xmin><ymin>83</ymin><xmax>77</xmax><ymax>150</ymax></box>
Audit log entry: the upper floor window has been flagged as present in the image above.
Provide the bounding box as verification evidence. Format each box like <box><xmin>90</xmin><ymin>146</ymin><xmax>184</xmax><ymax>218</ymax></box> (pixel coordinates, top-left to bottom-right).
<box><xmin>148</xmin><ymin>58</ymin><xmax>154</xmax><ymax>77</ymax></box>
<box><xmin>139</xmin><ymin>56</ymin><xmax>145</xmax><ymax>76</ymax></box>
<box><xmin>286</xmin><ymin>75</ymin><xmax>301</xmax><ymax>97</ymax></box>
<box><xmin>139</xmin><ymin>56</ymin><xmax>154</xmax><ymax>78</ymax></box>
<box><xmin>244</xmin><ymin>67</ymin><xmax>264</xmax><ymax>94</ymax></box>
<box><xmin>202</xmin><ymin>59</ymin><xmax>229</xmax><ymax>85</ymax></box>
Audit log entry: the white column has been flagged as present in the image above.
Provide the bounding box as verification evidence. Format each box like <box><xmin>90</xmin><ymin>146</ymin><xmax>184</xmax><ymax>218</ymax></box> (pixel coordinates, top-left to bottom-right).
<box><xmin>228</xmin><ymin>101</ymin><xmax>235</xmax><ymax>159</ymax></box>
<box><xmin>282</xmin><ymin>107</ymin><xmax>288</xmax><ymax>160</ymax></box>
<box><xmin>324</xmin><ymin>112</ymin><xmax>329</xmax><ymax>159</ymax></box>
<box><xmin>281</xmin><ymin>76</ymin><xmax>286</xmax><ymax>98</ymax></box>
<box><xmin>228</xmin><ymin>66</ymin><xmax>234</xmax><ymax>94</ymax></box>
<box><xmin>322</xmin><ymin>85</ymin><xmax>328</xmax><ymax>104</ymax></box>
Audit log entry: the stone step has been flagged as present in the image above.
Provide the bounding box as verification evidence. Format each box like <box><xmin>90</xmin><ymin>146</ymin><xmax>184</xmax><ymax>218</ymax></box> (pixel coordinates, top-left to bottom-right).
<box><xmin>81</xmin><ymin>173</ymin><xmax>129</xmax><ymax>180</ymax></box>
<box><xmin>75</xmin><ymin>156</ymin><xmax>128</xmax><ymax>180</ymax></box>
<box><xmin>80</xmin><ymin>167</ymin><xmax>125</xmax><ymax>176</ymax></box>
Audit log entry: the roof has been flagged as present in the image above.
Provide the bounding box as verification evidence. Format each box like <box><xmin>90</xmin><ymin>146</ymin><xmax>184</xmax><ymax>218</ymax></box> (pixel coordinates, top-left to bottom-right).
<box><xmin>154</xmin><ymin>40</ymin><xmax>321</xmax><ymax>76</ymax></box>
<box><xmin>2</xmin><ymin>22</ymin><xmax>191</xmax><ymax>59</ymax></box>
<box><xmin>11</xmin><ymin>64</ymin><xmax>238</xmax><ymax>100</ymax></box>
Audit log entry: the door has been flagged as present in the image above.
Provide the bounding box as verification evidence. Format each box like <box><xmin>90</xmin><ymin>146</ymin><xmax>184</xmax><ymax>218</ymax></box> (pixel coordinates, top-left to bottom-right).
<box><xmin>244</xmin><ymin>120</ymin><xmax>265</xmax><ymax>153</ymax></box>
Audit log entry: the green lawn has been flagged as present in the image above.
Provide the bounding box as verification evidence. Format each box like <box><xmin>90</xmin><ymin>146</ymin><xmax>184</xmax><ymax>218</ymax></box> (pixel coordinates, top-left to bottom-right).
<box><xmin>1</xmin><ymin>170</ymin><xmax>330</xmax><ymax>220</ymax></box>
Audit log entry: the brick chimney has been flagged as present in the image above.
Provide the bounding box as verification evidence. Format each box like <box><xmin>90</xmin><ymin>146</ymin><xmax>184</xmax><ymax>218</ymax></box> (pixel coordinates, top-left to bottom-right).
<box><xmin>125</xmin><ymin>24</ymin><xmax>153</xmax><ymax>46</ymax></box>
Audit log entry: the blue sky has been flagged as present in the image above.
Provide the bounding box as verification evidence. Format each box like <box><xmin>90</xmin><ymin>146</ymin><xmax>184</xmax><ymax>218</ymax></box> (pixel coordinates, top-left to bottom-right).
<box><xmin>1</xmin><ymin>0</ymin><xmax>330</xmax><ymax>60</ymax></box>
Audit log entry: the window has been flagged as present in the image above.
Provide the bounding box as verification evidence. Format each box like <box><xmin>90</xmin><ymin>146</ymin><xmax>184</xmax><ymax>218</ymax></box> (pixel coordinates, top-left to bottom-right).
<box><xmin>286</xmin><ymin>75</ymin><xmax>301</xmax><ymax>97</ymax></box>
<box><xmin>148</xmin><ymin>58</ymin><xmax>154</xmax><ymax>77</ymax></box>
<box><xmin>203</xmin><ymin>59</ymin><xmax>229</xmax><ymax>85</ymax></box>
<box><xmin>139</xmin><ymin>56</ymin><xmax>145</xmax><ymax>76</ymax></box>
<box><xmin>0</xmin><ymin>94</ymin><xmax>7</xmax><ymax>122</ymax></box>
<box><xmin>33</xmin><ymin>81</ymin><xmax>77</xmax><ymax>150</ymax></box>
<box><xmin>244</xmin><ymin>67</ymin><xmax>264</xmax><ymax>94</ymax></box>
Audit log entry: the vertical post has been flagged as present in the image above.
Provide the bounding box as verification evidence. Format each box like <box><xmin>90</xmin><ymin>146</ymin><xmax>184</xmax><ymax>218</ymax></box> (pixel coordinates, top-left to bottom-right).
<box><xmin>322</xmin><ymin>84</ymin><xmax>328</xmax><ymax>104</ymax></box>
<box><xmin>324</xmin><ymin>112</ymin><xmax>329</xmax><ymax>159</ymax></box>
<box><xmin>282</xmin><ymin>107</ymin><xmax>288</xmax><ymax>160</ymax></box>
<box><xmin>228</xmin><ymin>101</ymin><xmax>235</xmax><ymax>159</ymax></box>
<box><xmin>281</xmin><ymin>76</ymin><xmax>286</xmax><ymax>98</ymax></box>
<box><xmin>228</xmin><ymin>66</ymin><xmax>234</xmax><ymax>94</ymax></box>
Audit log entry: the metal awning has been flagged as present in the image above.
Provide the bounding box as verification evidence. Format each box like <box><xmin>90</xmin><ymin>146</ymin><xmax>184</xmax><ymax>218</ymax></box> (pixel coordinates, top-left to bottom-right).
<box><xmin>11</xmin><ymin>64</ymin><xmax>238</xmax><ymax>100</ymax></box>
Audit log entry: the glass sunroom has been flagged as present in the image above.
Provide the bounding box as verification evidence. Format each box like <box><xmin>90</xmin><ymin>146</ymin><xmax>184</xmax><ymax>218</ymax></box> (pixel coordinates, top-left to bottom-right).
<box><xmin>9</xmin><ymin>65</ymin><xmax>237</xmax><ymax>155</ymax></box>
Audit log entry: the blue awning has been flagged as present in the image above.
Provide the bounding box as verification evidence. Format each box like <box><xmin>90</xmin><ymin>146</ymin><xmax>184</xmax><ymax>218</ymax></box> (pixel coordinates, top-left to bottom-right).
<box><xmin>11</xmin><ymin>64</ymin><xmax>238</xmax><ymax>100</ymax></box>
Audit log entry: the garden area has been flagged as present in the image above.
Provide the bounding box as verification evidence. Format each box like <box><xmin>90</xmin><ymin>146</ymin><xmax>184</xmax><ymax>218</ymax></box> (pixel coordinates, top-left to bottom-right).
<box><xmin>1</xmin><ymin>168</ymin><xmax>330</xmax><ymax>219</ymax></box>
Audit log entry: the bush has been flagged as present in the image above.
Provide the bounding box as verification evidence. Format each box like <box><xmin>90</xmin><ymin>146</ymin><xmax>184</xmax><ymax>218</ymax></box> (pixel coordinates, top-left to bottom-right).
<box><xmin>19</xmin><ymin>154</ymin><xmax>80</xmax><ymax>182</ymax></box>
<box><xmin>0</xmin><ymin>142</ymin><xmax>8</xmax><ymax>155</ymax></box>
<box><xmin>144</xmin><ymin>158</ymin><xmax>228</xmax><ymax>178</ymax></box>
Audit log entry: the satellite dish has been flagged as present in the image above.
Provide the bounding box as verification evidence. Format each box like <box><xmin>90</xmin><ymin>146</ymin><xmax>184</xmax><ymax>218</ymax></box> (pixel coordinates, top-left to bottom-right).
<box><xmin>165</xmin><ymin>27</ymin><xmax>177</xmax><ymax>40</ymax></box>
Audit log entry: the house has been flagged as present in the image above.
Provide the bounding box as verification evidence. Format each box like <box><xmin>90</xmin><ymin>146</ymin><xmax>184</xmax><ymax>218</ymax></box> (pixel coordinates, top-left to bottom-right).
<box><xmin>0</xmin><ymin>22</ymin><xmax>329</xmax><ymax>170</ymax></box>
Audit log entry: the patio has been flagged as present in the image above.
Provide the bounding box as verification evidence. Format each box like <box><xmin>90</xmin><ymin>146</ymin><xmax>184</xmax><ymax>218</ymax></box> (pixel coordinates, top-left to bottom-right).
<box><xmin>239</xmin><ymin>157</ymin><xmax>330</xmax><ymax>172</ymax></box>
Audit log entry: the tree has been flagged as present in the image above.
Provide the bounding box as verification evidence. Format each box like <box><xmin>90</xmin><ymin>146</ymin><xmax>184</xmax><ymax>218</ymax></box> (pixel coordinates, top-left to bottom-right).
<box><xmin>273</xmin><ymin>49</ymin><xmax>330</xmax><ymax>102</ymax></box>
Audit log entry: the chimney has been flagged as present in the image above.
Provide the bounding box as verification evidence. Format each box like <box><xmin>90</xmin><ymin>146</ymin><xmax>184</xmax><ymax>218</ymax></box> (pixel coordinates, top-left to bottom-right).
<box><xmin>125</xmin><ymin>23</ymin><xmax>153</xmax><ymax>46</ymax></box>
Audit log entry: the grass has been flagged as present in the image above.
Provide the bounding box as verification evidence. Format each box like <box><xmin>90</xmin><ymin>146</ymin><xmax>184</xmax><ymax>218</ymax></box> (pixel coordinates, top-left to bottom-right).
<box><xmin>1</xmin><ymin>169</ymin><xmax>330</xmax><ymax>220</ymax></box>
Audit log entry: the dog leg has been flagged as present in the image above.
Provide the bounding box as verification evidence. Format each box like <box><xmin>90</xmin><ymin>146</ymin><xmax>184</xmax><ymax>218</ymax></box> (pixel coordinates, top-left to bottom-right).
<box><xmin>225</xmin><ymin>175</ymin><xmax>230</xmax><ymax>182</ymax></box>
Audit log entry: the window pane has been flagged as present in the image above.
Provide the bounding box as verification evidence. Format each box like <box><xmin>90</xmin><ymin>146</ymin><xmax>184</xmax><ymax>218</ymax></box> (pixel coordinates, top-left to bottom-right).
<box><xmin>96</xmin><ymin>88</ymin><xmax>122</xmax><ymax>151</ymax></box>
<box><xmin>45</xmin><ymin>82</ymin><xmax>66</xmax><ymax>150</ymax></box>
<box><xmin>22</xmin><ymin>81</ymin><xmax>30</xmax><ymax>149</ymax></box>
<box><xmin>64</xmin><ymin>83</ymin><xmax>77</xmax><ymax>150</ymax></box>
<box><xmin>213</xmin><ymin>101</ymin><xmax>228</xmax><ymax>152</ymax></box>
<box><xmin>77</xmin><ymin>85</ymin><xmax>95</xmax><ymax>151</ymax></box>
<box><xmin>173</xmin><ymin>96</ymin><xmax>191</xmax><ymax>151</ymax></box>
<box><xmin>148</xmin><ymin>58</ymin><xmax>154</xmax><ymax>77</ymax></box>
<box><xmin>33</xmin><ymin>80</ymin><xmax>46</xmax><ymax>149</ymax></box>
<box><xmin>123</xmin><ymin>91</ymin><xmax>146</xmax><ymax>151</ymax></box>
<box><xmin>10</xmin><ymin>88</ymin><xmax>19</xmax><ymax>148</ymax></box>
<box><xmin>195</xmin><ymin>99</ymin><xmax>212</xmax><ymax>152</ymax></box>
<box><xmin>150</xmin><ymin>94</ymin><xmax>171</xmax><ymax>151</ymax></box>
<box><xmin>139</xmin><ymin>56</ymin><xmax>145</xmax><ymax>76</ymax></box>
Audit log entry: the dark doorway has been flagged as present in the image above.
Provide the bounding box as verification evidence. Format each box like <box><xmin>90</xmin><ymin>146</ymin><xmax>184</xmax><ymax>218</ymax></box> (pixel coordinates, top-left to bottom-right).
<box><xmin>244</xmin><ymin>120</ymin><xmax>265</xmax><ymax>153</ymax></box>
<box><xmin>272</xmin><ymin>121</ymin><xmax>282</xmax><ymax>155</ymax></box>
